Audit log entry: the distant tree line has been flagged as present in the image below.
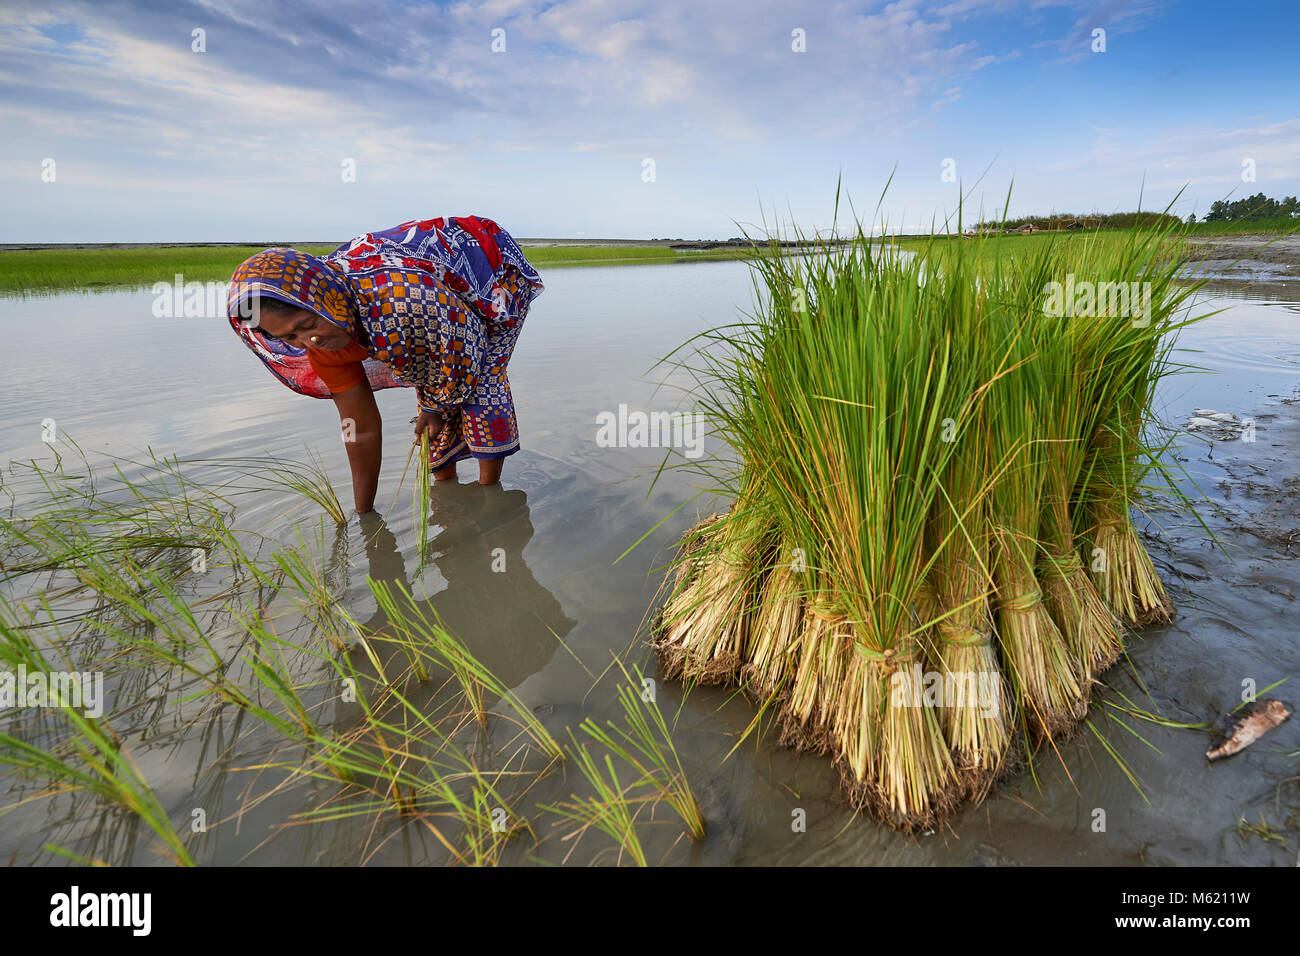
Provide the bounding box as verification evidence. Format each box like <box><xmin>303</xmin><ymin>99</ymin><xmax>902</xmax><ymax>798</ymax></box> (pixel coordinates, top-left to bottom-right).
<box><xmin>973</xmin><ymin>194</ymin><xmax>1300</xmax><ymax>231</ymax></box>
<box><xmin>1199</xmin><ymin>193</ymin><xmax>1299</xmax><ymax>223</ymax></box>
<box><xmin>973</xmin><ymin>211</ymin><xmax>1182</xmax><ymax>232</ymax></box>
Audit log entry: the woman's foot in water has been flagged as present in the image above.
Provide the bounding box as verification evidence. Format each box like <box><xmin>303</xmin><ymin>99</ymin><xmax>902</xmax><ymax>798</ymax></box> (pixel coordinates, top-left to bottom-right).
<box><xmin>430</xmin><ymin>458</ymin><xmax>504</xmax><ymax>484</ymax></box>
<box><xmin>477</xmin><ymin>458</ymin><xmax>503</xmax><ymax>486</ymax></box>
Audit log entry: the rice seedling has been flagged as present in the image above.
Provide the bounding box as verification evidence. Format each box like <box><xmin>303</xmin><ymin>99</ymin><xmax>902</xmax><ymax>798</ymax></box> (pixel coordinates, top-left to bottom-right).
<box><xmin>577</xmin><ymin>659</ymin><xmax>705</xmax><ymax>840</ymax></box>
<box><xmin>951</xmin><ymin>242</ymin><xmax>1083</xmax><ymax>744</ymax></box>
<box><xmin>415</xmin><ymin>429</ymin><xmax>431</xmax><ymax>570</ymax></box>
<box><xmin>259</xmin><ymin>449</ymin><xmax>348</xmax><ymax>526</ymax></box>
<box><xmin>104</xmin><ymin>539</ymin><xmax>547</xmax><ymax>856</ymax></box>
<box><xmin>0</xmin><ymin>452</ymin><xmax>364</xmax><ymax>820</ymax></box>
<box><xmin>238</xmin><ymin>620</ymin><xmax>557</xmax><ymax>865</ymax></box>
<box><xmin>213</xmin><ymin>521</ymin><xmax>547</xmax><ymax>809</ymax></box>
<box><xmin>3</xmin><ymin>451</ymin><xmax>358</xmax><ymax>747</ymax></box>
<box><xmin>267</xmin><ymin>520</ymin><xmax>359</xmax><ymax>646</ymax></box>
<box><xmin>366</xmin><ymin>578</ymin><xmax>563</xmax><ymax>760</ymax></box>
<box><xmin>1234</xmin><ymin>813</ymin><xmax>1287</xmax><ymax>848</ymax></box>
<box><xmin>449</xmin><ymin>760</ymin><xmax>540</xmax><ymax>864</ymax></box>
<box><xmin>413</xmin><ymin>777</ymin><xmax>527</xmax><ymax>866</ymax></box>
<box><xmin>539</xmin><ymin>734</ymin><xmax>649</xmax><ymax>866</ymax></box>
<box><xmin>922</xmin><ymin>525</ymin><xmax>1012</xmax><ymax>797</ymax></box>
<box><xmin>741</xmin><ymin>539</ymin><xmax>804</xmax><ymax>699</ymax></box>
<box><xmin>239</xmin><ymin>630</ymin><xmax>321</xmax><ymax>741</ymax></box>
<box><xmin>66</xmin><ymin>539</ymin><xmax>239</xmax><ymax>673</ymax></box>
<box><xmin>526</xmin><ymin>653</ymin><xmax>709</xmax><ymax>864</ymax></box>
<box><xmin>236</xmin><ymin>677</ymin><xmax>542</xmax><ymax>864</ymax></box>
<box><xmin>1029</xmin><ymin>260</ymin><xmax>1124</xmax><ymax>690</ymax></box>
<box><xmin>124</xmin><ymin>450</ymin><xmax>352</xmax><ymax>529</ymax></box>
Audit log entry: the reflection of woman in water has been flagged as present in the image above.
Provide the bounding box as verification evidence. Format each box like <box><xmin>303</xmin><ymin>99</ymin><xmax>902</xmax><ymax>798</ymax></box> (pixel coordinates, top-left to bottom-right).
<box><xmin>225</xmin><ymin>217</ymin><xmax>543</xmax><ymax>509</ymax></box>
<box><xmin>336</xmin><ymin>486</ymin><xmax>575</xmax><ymax>729</ymax></box>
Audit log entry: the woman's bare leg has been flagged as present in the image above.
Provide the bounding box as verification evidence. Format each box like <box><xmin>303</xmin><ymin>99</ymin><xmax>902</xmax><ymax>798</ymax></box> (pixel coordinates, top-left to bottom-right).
<box><xmin>433</xmin><ymin>462</ymin><xmax>458</xmax><ymax>482</ymax></box>
<box><xmin>477</xmin><ymin>458</ymin><xmax>503</xmax><ymax>486</ymax></box>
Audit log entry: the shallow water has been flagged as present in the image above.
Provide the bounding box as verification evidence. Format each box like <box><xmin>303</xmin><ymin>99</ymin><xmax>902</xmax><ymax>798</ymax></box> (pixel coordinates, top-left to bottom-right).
<box><xmin>0</xmin><ymin>262</ymin><xmax>1297</xmax><ymax>865</ymax></box>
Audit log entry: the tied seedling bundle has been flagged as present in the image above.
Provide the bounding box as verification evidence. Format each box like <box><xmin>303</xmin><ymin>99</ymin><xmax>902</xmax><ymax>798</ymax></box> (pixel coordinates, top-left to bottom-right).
<box><xmin>652</xmin><ymin>204</ymin><xmax>1204</xmax><ymax>831</ymax></box>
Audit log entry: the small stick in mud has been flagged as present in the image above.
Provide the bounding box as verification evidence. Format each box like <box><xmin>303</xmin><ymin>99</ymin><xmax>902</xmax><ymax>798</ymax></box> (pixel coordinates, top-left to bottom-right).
<box><xmin>1205</xmin><ymin>699</ymin><xmax>1291</xmax><ymax>761</ymax></box>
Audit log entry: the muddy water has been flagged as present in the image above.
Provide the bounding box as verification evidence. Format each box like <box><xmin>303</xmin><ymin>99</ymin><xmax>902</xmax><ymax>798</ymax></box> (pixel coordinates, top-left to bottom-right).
<box><xmin>0</xmin><ymin>262</ymin><xmax>1296</xmax><ymax>865</ymax></box>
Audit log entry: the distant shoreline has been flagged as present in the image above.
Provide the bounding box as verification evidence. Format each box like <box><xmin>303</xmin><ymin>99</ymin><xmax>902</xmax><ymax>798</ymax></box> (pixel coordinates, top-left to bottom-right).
<box><xmin>4</xmin><ymin>224</ymin><xmax>1291</xmax><ymax>253</ymax></box>
<box><xmin>0</xmin><ymin>237</ymin><xmax>840</xmax><ymax>252</ymax></box>
<box><xmin>3</xmin><ymin>233</ymin><xmax>1295</xmax><ymax>295</ymax></box>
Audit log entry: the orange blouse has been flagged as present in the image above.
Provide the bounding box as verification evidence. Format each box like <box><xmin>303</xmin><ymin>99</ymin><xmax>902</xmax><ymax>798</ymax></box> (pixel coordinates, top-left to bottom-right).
<box><xmin>307</xmin><ymin>338</ymin><xmax>371</xmax><ymax>394</ymax></box>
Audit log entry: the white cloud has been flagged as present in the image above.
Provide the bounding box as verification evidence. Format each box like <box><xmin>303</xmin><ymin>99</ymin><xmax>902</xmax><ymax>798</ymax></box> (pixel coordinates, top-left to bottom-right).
<box><xmin>932</xmin><ymin>86</ymin><xmax>963</xmax><ymax>108</ymax></box>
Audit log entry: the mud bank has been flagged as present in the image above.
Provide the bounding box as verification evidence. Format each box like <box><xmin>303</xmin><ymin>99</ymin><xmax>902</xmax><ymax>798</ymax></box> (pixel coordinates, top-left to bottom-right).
<box><xmin>1183</xmin><ymin>234</ymin><xmax>1300</xmax><ymax>282</ymax></box>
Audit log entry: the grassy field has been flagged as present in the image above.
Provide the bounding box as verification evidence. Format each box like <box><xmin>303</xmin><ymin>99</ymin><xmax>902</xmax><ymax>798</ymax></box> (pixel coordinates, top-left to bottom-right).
<box><xmin>895</xmin><ymin>215</ymin><xmax>1297</xmax><ymax>244</ymax></box>
<box><xmin>0</xmin><ymin>243</ymin><xmax>749</xmax><ymax>294</ymax></box>
<box><xmin>4</xmin><ymin>219</ymin><xmax>1292</xmax><ymax>295</ymax></box>
<box><xmin>894</xmin><ymin>232</ymin><xmax>1073</xmax><ymax>252</ymax></box>
<box><xmin>896</xmin><ymin>224</ymin><xmax>1294</xmax><ymax>262</ymax></box>
<box><xmin>893</xmin><ymin>231</ymin><xmax>1163</xmax><ymax>262</ymax></box>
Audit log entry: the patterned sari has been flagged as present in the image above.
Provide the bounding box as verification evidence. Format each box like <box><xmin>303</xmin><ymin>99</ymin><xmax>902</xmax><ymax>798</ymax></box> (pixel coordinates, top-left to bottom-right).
<box><xmin>226</xmin><ymin>216</ymin><xmax>543</xmax><ymax>469</ymax></box>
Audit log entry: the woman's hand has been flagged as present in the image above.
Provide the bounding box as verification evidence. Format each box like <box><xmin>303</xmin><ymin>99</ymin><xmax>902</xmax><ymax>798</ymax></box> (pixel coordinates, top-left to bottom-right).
<box><xmin>414</xmin><ymin>409</ymin><xmax>444</xmax><ymax>441</ymax></box>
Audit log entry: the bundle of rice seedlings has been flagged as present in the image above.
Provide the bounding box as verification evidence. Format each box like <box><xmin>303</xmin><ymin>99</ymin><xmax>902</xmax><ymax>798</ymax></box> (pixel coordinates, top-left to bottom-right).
<box><xmin>669</xmin><ymin>512</ymin><xmax>726</xmax><ymax>594</ymax></box>
<box><xmin>1071</xmin><ymin>226</ymin><xmax>1206</xmax><ymax>628</ymax></box>
<box><xmin>1084</xmin><ymin>445</ymin><xmax>1175</xmax><ymax>626</ymax></box>
<box><xmin>740</xmin><ymin>539</ymin><xmax>806</xmax><ymax>699</ymax></box>
<box><xmin>1040</xmin><ymin>461</ymin><xmax>1121</xmax><ymax>686</ymax></box>
<box><xmin>654</xmin><ymin>496</ymin><xmax>770</xmax><ymax>686</ymax></box>
<box><xmin>986</xmin><ymin>282</ymin><xmax>1086</xmax><ymax>739</ymax></box>
<box><xmin>927</xmin><ymin>468</ymin><xmax>1012</xmax><ymax>793</ymax></box>
<box><xmin>780</xmin><ymin>580</ymin><xmax>852</xmax><ymax>755</ymax></box>
<box><xmin>1033</xmin><ymin>255</ymin><xmax>1123</xmax><ymax>687</ymax></box>
<box><xmin>919</xmin><ymin>240</ymin><xmax>1012</xmax><ymax>795</ymax></box>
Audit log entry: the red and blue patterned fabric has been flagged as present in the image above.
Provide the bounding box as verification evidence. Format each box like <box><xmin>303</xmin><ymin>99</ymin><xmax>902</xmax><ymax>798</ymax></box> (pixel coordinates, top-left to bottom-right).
<box><xmin>227</xmin><ymin>216</ymin><xmax>543</xmax><ymax>468</ymax></box>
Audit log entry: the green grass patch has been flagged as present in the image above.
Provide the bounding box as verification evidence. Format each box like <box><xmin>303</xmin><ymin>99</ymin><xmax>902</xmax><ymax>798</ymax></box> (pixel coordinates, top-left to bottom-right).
<box><xmin>0</xmin><ymin>243</ymin><xmax>751</xmax><ymax>295</ymax></box>
<box><xmin>522</xmin><ymin>245</ymin><xmax>746</xmax><ymax>268</ymax></box>
<box><xmin>0</xmin><ymin>245</ymin><xmax>339</xmax><ymax>294</ymax></box>
<box><xmin>894</xmin><ymin>216</ymin><xmax>1299</xmax><ymax>246</ymax></box>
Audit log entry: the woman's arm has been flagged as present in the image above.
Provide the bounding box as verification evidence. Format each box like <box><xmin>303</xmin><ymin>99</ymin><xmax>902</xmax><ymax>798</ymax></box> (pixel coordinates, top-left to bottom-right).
<box><xmin>333</xmin><ymin>379</ymin><xmax>382</xmax><ymax>514</ymax></box>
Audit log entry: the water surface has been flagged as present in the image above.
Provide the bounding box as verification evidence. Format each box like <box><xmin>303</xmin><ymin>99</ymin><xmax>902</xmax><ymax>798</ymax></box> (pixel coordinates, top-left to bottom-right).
<box><xmin>0</xmin><ymin>262</ymin><xmax>1296</xmax><ymax>865</ymax></box>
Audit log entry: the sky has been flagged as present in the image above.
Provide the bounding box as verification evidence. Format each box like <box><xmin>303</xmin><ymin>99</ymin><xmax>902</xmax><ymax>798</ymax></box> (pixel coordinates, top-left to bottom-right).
<box><xmin>1</xmin><ymin>0</ymin><xmax>1297</xmax><ymax>241</ymax></box>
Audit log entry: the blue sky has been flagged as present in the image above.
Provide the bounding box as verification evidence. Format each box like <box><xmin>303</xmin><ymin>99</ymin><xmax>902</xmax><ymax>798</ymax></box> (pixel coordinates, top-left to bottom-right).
<box><xmin>1</xmin><ymin>0</ymin><xmax>1297</xmax><ymax>241</ymax></box>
